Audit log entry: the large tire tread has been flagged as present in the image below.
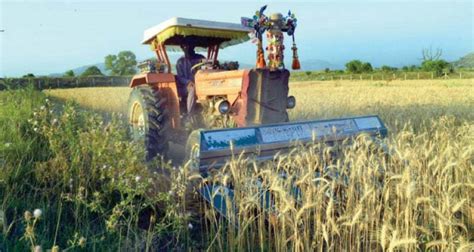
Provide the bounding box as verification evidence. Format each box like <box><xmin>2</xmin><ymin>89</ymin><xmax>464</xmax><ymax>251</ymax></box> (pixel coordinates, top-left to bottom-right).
<box><xmin>128</xmin><ymin>85</ymin><xmax>170</xmax><ymax>161</ymax></box>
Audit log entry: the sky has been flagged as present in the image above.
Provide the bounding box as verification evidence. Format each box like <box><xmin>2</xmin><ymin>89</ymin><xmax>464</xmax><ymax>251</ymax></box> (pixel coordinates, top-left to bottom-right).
<box><xmin>0</xmin><ymin>0</ymin><xmax>472</xmax><ymax>77</ymax></box>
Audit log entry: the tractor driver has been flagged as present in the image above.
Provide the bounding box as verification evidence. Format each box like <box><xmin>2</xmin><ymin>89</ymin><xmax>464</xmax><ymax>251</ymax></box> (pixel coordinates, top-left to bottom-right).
<box><xmin>176</xmin><ymin>43</ymin><xmax>205</xmax><ymax>114</ymax></box>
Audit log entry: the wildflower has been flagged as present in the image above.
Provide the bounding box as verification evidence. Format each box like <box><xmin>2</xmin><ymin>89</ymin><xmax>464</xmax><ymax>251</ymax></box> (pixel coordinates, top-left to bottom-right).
<box><xmin>135</xmin><ymin>176</ymin><xmax>141</xmax><ymax>182</ymax></box>
<box><xmin>34</xmin><ymin>245</ymin><xmax>42</xmax><ymax>252</ymax></box>
<box><xmin>33</xmin><ymin>112</ymin><xmax>37</xmax><ymax>116</ymax></box>
<box><xmin>52</xmin><ymin>118</ymin><xmax>58</xmax><ymax>124</ymax></box>
<box><xmin>188</xmin><ymin>223</ymin><xmax>193</xmax><ymax>229</ymax></box>
<box><xmin>40</xmin><ymin>105</ymin><xmax>45</xmax><ymax>110</ymax></box>
<box><xmin>78</xmin><ymin>236</ymin><xmax>86</xmax><ymax>248</ymax></box>
<box><xmin>33</xmin><ymin>209</ymin><xmax>42</xmax><ymax>219</ymax></box>
<box><xmin>33</xmin><ymin>127</ymin><xmax>38</xmax><ymax>132</ymax></box>
<box><xmin>45</xmin><ymin>98</ymin><xmax>49</xmax><ymax>103</ymax></box>
<box><xmin>4</xmin><ymin>142</ymin><xmax>11</xmax><ymax>148</ymax></box>
<box><xmin>24</xmin><ymin>210</ymin><xmax>32</xmax><ymax>221</ymax></box>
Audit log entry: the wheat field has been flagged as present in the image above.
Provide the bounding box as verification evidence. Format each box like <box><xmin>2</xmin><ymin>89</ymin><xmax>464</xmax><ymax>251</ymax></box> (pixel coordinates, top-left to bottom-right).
<box><xmin>45</xmin><ymin>79</ymin><xmax>473</xmax><ymax>128</ymax></box>
<box><xmin>1</xmin><ymin>79</ymin><xmax>473</xmax><ymax>251</ymax></box>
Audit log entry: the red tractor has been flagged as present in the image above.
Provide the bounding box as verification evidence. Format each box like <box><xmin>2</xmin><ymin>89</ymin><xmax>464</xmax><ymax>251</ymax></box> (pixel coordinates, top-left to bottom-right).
<box><xmin>128</xmin><ymin>10</ymin><xmax>387</xmax><ymax>171</ymax></box>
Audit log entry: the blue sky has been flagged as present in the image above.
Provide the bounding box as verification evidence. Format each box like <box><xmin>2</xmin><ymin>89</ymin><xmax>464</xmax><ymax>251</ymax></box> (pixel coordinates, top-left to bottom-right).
<box><xmin>0</xmin><ymin>0</ymin><xmax>472</xmax><ymax>76</ymax></box>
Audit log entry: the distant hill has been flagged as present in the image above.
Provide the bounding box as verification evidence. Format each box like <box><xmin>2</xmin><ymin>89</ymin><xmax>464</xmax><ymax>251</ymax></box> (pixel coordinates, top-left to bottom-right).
<box><xmin>298</xmin><ymin>59</ymin><xmax>342</xmax><ymax>71</ymax></box>
<box><xmin>50</xmin><ymin>63</ymin><xmax>108</xmax><ymax>77</ymax></box>
<box><xmin>452</xmin><ymin>52</ymin><xmax>474</xmax><ymax>68</ymax></box>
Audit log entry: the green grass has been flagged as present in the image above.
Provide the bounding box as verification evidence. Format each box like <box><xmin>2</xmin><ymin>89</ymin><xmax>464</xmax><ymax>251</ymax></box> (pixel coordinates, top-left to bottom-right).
<box><xmin>0</xmin><ymin>87</ymin><xmax>190</xmax><ymax>251</ymax></box>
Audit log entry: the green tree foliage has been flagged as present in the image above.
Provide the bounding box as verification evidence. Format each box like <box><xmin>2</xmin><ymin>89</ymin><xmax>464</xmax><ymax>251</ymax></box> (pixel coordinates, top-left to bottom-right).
<box><xmin>81</xmin><ymin>66</ymin><xmax>103</xmax><ymax>77</ymax></box>
<box><xmin>381</xmin><ymin>65</ymin><xmax>398</xmax><ymax>72</ymax></box>
<box><xmin>105</xmin><ymin>51</ymin><xmax>137</xmax><ymax>76</ymax></box>
<box><xmin>22</xmin><ymin>73</ymin><xmax>35</xmax><ymax>78</ymax></box>
<box><xmin>345</xmin><ymin>60</ymin><xmax>373</xmax><ymax>73</ymax></box>
<box><xmin>421</xmin><ymin>60</ymin><xmax>450</xmax><ymax>76</ymax></box>
<box><xmin>64</xmin><ymin>70</ymin><xmax>75</xmax><ymax>77</ymax></box>
<box><xmin>401</xmin><ymin>65</ymin><xmax>419</xmax><ymax>72</ymax></box>
<box><xmin>361</xmin><ymin>62</ymin><xmax>373</xmax><ymax>72</ymax></box>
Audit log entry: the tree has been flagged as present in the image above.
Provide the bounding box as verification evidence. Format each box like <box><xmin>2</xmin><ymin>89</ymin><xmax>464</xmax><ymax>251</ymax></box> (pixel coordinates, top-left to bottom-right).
<box><xmin>409</xmin><ymin>65</ymin><xmax>418</xmax><ymax>71</ymax></box>
<box><xmin>421</xmin><ymin>60</ymin><xmax>450</xmax><ymax>76</ymax></box>
<box><xmin>81</xmin><ymin>66</ymin><xmax>103</xmax><ymax>77</ymax></box>
<box><xmin>381</xmin><ymin>65</ymin><xmax>397</xmax><ymax>72</ymax></box>
<box><xmin>345</xmin><ymin>60</ymin><xmax>372</xmax><ymax>73</ymax></box>
<box><xmin>345</xmin><ymin>60</ymin><xmax>363</xmax><ymax>73</ymax></box>
<box><xmin>64</xmin><ymin>70</ymin><xmax>75</xmax><ymax>77</ymax></box>
<box><xmin>421</xmin><ymin>47</ymin><xmax>442</xmax><ymax>61</ymax></box>
<box><xmin>105</xmin><ymin>51</ymin><xmax>137</xmax><ymax>76</ymax></box>
<box><xmin>23</xmin><ymin>73</ymin><xmax>35</xmax><ymax>78</ymax></box>
<box><xmin>361</xmin><ymin>62</ymin><xmax>373</xmax><ymax>72</ymax></box>
<box><xmin>419</xmin><ymin>47</ymin><xmax>450</xmax><ymax>76</ymax></box>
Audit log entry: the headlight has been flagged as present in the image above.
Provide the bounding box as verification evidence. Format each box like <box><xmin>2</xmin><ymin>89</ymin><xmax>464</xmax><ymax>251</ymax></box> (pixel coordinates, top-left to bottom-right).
<box><xmin>215</xmin><ymin>100</ymin><xmax>230</xmax><ymax>114</ymax></box>
<box><xmin>287</xmin><ymin>96</ymin><xmax>296</xmax><ymax>109</ymax></box>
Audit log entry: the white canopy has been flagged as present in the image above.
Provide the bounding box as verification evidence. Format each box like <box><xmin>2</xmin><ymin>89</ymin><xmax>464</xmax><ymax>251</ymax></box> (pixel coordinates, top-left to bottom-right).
<box><xmin>142</xmin><ymin>17</ymin><xmax>252</xmax><ymax>46</ymax></box>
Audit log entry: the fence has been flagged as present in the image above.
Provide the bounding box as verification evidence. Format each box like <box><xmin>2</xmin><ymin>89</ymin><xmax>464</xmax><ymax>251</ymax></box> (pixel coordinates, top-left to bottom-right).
<box><xmin>1</xmin><ymin>71</ymin><xmax>473</xmax><ymax>91</ymax></box>
<box><xmin>0</xmin><ymin>76</ymin><xmax>132</xmax><ymax>90</ymax></box>
<box><xmin>290</xmin><ymin>71</ymin><xmax>474</xmax><ymax>82</ymax></box>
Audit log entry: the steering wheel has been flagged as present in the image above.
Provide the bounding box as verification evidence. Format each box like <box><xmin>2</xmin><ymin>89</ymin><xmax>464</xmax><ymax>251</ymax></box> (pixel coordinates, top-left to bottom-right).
<box><xmin>191</xmin><ymin>60</ymin><xmax>216</xmax><ymax>71</ymax></box>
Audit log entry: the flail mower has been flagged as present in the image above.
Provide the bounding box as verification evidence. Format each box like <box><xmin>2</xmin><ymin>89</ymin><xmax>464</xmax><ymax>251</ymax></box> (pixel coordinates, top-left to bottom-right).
<box><xmin>128</xmin><ymin>6</ymin><xmax>388</xmax><ymax>216</ymax></box>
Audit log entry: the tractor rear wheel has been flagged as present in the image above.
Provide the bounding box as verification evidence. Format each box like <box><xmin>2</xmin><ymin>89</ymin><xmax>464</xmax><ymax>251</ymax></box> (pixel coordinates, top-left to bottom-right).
<box><xmin>128</xmin><ymin>85</ymin><xmax>169</xmax><ymax>161</ymax></box>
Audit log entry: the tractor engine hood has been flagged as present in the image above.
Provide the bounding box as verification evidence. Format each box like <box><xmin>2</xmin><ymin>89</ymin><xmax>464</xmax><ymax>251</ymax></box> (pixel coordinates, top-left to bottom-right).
<box><xmin>195</xmin><ymin>68</ymin><xmax>291</xmax><ymax>127</ymax></box>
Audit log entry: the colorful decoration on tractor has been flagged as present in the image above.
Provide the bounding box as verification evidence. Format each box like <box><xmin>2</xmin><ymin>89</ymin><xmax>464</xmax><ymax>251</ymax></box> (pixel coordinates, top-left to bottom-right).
<box><xmin>241</xmin><ymin>6</ymin><xmax>300</xmax><ymax>70</ymax></box>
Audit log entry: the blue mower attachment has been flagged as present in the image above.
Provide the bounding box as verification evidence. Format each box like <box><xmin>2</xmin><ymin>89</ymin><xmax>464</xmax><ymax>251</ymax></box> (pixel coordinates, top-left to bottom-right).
<box><xmin>186</xmin><ymin>115</ymin><xmax>388</xmax><ymax>219</ymax></box>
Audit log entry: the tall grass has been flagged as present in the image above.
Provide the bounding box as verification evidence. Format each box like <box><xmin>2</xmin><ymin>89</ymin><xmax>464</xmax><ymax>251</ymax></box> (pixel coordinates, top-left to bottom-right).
<box><xmin>0</xmin><ymin>87</ymin><xmax>191</xmax><ymax>251</ymax></box>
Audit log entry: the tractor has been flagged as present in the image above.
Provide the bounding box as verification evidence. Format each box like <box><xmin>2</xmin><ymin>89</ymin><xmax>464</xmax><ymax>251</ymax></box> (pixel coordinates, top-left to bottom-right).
<box><xmin>128</xmin><ymin>8</ymin><xmax>387</xmax><ymax>174</ymax></box>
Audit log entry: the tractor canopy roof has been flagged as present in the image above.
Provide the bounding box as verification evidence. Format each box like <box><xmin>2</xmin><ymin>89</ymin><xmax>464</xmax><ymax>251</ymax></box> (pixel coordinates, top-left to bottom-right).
<box><xmin>142</xmin><ymin>17</ymin><xmax>252</xmax><ymax>51</ymax></box>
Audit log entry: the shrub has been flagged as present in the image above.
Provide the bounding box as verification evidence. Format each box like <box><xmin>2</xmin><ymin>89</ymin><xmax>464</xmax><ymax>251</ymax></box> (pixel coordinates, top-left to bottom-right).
<box><xmin>421</xmin><ymin>60</ymin><xmax>450</xmax><ymax>76</ymax></box>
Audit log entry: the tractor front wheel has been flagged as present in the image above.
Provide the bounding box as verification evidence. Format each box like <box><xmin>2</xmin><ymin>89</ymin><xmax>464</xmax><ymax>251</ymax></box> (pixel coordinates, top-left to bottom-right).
<box><xmin>128</xmin><ymin>85</ymin><xmax>169</xmax><ymax>161</ymax></box>
<box><xmin>185</xmin><ymin>129</ymin><xmax>203</xmax><ymax>171</ymax></box>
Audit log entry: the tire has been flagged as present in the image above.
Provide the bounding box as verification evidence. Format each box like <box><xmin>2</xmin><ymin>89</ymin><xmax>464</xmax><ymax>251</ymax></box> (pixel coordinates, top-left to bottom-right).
<box><xmin>185</xmin><ymin>129</ymin><xmax>203</xmax><ymax>171</ymax></box>
<box><xmin>128</xmin><ymin>85</ymin><xmax>169</xmax><ymax>161</ymax></box>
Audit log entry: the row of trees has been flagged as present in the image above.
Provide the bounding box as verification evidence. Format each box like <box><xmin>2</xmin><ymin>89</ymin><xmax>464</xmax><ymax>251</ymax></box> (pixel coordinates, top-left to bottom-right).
<box><xmin>63</xmin><ymin>51</ymin><xmax>137</xmax><ymax>77</ymax></box>
<box><xmin>23</xmin><ymin>47</ymin><xmax>455</xmax><ymax>78</ymax></box>
<box><xmin>344</xmin><ymin>48</ymin><xmax>452</xmax><ymax>76</ymax></box>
